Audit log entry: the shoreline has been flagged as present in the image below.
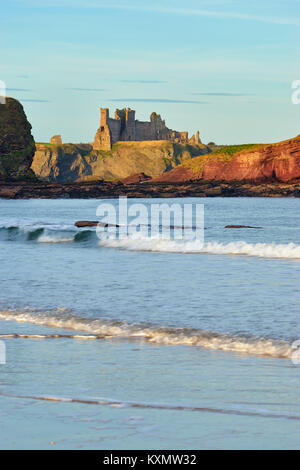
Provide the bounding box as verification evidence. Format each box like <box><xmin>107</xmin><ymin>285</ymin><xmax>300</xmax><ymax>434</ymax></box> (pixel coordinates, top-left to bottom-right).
<box><xmin>1</xmin><ymin>180</ymin><xmax>300</xmax><ymax>199</ymax></box>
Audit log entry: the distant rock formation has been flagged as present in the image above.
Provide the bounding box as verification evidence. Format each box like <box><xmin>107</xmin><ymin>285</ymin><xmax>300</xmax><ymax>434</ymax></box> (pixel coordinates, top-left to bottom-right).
<box><xmin>0</xmin><ymin>97</ymin><xmax>36</xmax><ymax>181</ymax></box>
<box><xmin>50</xmin><ymin>135</ymin><xmax>62</xmax><ymax>145</ymax></box>
<box><xmin>153</xmin><ymin>136</ymin><xmax>300</xmax><ymax>183</ymax></box>
<box><xmin>1</xmin><ymin>180</ymin><xmax>300</xmax><ymax>199</ymax></box>
<box><xmin>31</xmin><ymin>140</ymin><xmax>209</xmax><ymax>182</ymax></box>
<box><xmin>93</xmin><ymin>107</ymin><xmax>201</xmax><ymax>150</ymax></box>
<box><xmin>121</xmin><ymin>172</ymin><xmax>151</xmax><ymax>184</ymax></box>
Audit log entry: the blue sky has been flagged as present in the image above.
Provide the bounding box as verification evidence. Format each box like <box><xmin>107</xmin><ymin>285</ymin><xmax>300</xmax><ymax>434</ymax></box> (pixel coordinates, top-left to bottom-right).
<box><xmin>2</xmin><ymin>0</ymin><xmax>300</xmax><ymax>144</ymax></box>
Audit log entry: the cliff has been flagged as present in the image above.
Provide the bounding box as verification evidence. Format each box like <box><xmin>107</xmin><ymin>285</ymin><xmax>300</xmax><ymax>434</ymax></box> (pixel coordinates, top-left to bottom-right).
<box><xmin>0</xmin><ymin>97</ymin><xmax>36</xmax><ymax>181</ymax></box>
<box><xmin>154</xmin><ymin>136</ymin><xmax>300</xmax><ymax>183</ymax></box>
<box><xmin>31</xmin><ymin>140</ymin><xmax>209</xmax><ymax>182</ymax></box>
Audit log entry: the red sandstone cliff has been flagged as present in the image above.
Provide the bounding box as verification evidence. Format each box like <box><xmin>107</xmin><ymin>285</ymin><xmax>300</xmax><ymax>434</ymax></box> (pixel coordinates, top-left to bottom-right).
<box><xmin>154</xmin><ymin>136</ymin><xmax>300</xmax><ymax>183</ymax></box>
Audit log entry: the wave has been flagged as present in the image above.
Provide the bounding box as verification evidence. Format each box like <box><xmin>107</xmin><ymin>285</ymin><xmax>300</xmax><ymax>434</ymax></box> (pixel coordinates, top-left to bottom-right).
<box><xmin>0</xmin><ymin>221</ymin><xmax>74</xmax><ymax>231</ymax></box>
<box><xmin>0</xmin><ymin>222</ymin><xmax>96</xmax><ymax>244</ymax></box>
<box><xmin>99</xmin><ymin>237</ymin><xmax>300</xmax><ymax>259</ymax></box>
<box><xmin>2</xmin><ymin>392</ymin><xmax>300</xmax><ymax>420</ymax></box>
<box><xmin>1</xmin><ymin>221</ymin><xmax>300</xmax><ymax>259</ymax></box>
<box><xmin>37</xmin><ymin>229</ymin><xmax>95</xmax><ymax>243</ymax></box>
<box><xmin>0</xmin><ymin>333</ymin><xmax>104</xmax><ymax>339</ymax></box>
<box><xmin>0</xmin><ymin>309</ymin><xmax>293</xmax><ymax>359</ymax></box>
<box><xmin>37</xmin><ymin>234</ymin><xmax>75</xmax><ymax>243</ymax></box>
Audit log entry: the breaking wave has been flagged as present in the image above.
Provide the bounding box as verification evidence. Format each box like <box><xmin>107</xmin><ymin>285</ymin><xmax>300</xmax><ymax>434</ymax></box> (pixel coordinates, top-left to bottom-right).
<box><xmin>37</xmin><ymin>234</ymin><xmax>75</xmax><ymax>243</ymax></box>
<box><xmin>1</xmin><ymin>221</ymin><xmax>300</xmax><ymax>259</ymax></box>
<box><xmin>0</xmin><ymin>309</ymin><xmax>293</xmax><ymax>359</ymax></box>
<box><xmin>99</xmin><ymin>237</ymin><xmax>300</xmax><ymax>259</ymax></box>
<box><xmin>0</xmin><ymin>224</ymin><xmax>95</xmax><ymax>244</ymax></box>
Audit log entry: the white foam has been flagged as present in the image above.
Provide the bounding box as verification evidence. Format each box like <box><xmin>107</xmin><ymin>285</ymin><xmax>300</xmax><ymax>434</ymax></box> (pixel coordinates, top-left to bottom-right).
<box><xmin>0</xmin><ymin>309</ymin><xmax>293</xmax><ymax>359</ymax></box>
<box><xmin>37</xmin><ymin>234</ymin><xmax>74</xmax><ymax>243</ymax></box>
<box><xmin>99</xmin><ymin>237</ymin><xmax>300</xmax><ymax>259</ymax></box>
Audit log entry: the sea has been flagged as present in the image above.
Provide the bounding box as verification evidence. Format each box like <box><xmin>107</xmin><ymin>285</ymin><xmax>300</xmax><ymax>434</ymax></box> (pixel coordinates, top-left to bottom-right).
<box><xmin>0</xmin><ymin>196</ymin><xmax>299</xmax><ymax>449</ymax></box>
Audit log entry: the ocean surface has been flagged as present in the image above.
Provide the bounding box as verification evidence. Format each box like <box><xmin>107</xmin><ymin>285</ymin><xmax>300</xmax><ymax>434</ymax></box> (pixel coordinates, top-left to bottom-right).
<box><xmin>0</xmin><ymin>196</ymin><xmax>299</xmax><ymax>449</ymax></box>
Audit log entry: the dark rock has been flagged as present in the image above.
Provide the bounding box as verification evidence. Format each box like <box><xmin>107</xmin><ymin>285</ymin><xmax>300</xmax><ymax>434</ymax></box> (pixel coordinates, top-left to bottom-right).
<box><xmin>75</xmin><ymin>221</ymin><xmax>99</xmax><ymax>227</ymax></box>
<box><xmin>122</xmin><ymin>172</ymin><xmax>151</xmax><ymax>184</ymax></box>
<box><xmin>225</xmin><ymin>225</ymin><xmax>263</xmax><ymax>229</ymax></box>
<box><xmin>75</xmin><ymin>220</ymin><xmax>119</xmax><ymax>228</ymax></box>
<box><xmin>0</xmin><ymin>180</ymin><xmax>300</xmax><ymax>199</ymax></box>
<box><xmin>0</xmin><ymin>97</ymin><xmax>36</xmax><ymax>181</ymax></box>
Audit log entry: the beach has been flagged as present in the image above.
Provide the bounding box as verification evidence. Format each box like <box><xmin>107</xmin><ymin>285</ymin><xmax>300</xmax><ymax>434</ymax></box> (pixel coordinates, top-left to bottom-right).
<box><xmin>0</xmin><ymin>196</ymin><xmax>299</xmax><ymax>449</ymax></box>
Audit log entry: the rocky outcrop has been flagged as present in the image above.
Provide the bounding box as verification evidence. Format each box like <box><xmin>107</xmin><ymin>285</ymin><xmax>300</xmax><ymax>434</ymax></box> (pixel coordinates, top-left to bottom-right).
<box><xmin>1</xmin><ymin>180</ymin><xmax>300</xmax><ymax>199</ymax></box>
<box><xmin>31</xmin><ymin>143</ymin><xmax>93</xmax><ymax>182</ymax></box>
<box><xmin>0</xmin><ymin>97</ymin><xmax>36</xmax><ymax>181</ymax></box>
<box><xmin>224</xmin><ymin>225</ymin><xmax>262</xmax><ymax>229</ymax></box>
<box><xmin>31</xmin><ymin>140</ymin><xmax>209</xmax><ymax>182</ymax></box>
<box><xmin>121</xmin><ymin>172</ymin><xmax>151</xmax><ymax>184</ymax></box>
<box><xmin>154</xmin><ymin>137</ymin><xmax>300</xmax><ymax>183</ymax></box>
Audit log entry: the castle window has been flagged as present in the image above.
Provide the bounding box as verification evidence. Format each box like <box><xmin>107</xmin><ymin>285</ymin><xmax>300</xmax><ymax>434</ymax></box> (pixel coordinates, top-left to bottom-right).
<box><xmin>101</xmin><ymin>126</ymin><xmax>104</xmax><ymax>131</ymax></box>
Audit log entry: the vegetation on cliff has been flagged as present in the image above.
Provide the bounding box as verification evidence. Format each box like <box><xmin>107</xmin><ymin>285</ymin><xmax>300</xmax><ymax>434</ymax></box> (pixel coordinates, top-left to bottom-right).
<box><xmin>31</xmin><ymin>140</ymin><xmax>209</xmax><ymax>182</ymax></box>
<box><xmin>179</xmin><ymin>144</ymin><xmax>265</xmax><ymax>177</ymax></box>
<box><xmin>154</xmin><ymin>137</ymin><xmax>300</xmax><ymax>183</ymax></box>
<box><xmin>0</xmin><ymin>97</ymin><xmax>36</xmax><ymax>181</ymax></box>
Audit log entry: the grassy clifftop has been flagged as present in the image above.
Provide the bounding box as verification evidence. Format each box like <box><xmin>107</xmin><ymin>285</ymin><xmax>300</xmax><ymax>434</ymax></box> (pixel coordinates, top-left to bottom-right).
<box><xmin>155</xmin><ymin>137</ymin><xmax>300</xmax><ymax>183</ymax></box>
<box><xmin>32</xmin><ymin>140</ymin><xmax>210</xmax><ymax>182</ymax></box>
<box><xmin>181</xmin><ymin>144</ymin><xmax>266</xmax><ymax>177</ymax></box>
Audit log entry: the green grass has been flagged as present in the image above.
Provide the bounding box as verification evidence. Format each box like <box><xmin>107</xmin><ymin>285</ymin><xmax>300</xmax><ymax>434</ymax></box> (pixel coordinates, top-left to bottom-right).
<box><xmin>181</xmin><ymin>143</ymin><xmax>267</xmax><ymax>177</ymax></box>
<box><xmin>213</xmin><ymin>143</ymin><xmax>266</xmax><ymax>157</ymax></box>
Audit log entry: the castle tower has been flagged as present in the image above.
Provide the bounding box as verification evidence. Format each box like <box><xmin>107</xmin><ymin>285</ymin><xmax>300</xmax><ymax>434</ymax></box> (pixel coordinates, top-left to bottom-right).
<box><xmin>126</xmin><ymin>108</ymin><xmax>135</xmax><ymax>122</ymax></box>
<box><xmin>124</xmin><ymin>108</ymin><xmax>136</xmax><ymax>141</ymax></box>
<box><xmin>100</xmin><ymin>108</ymin><xmax>109</xmax><ymax>127</ymax></box>
<box><xmin>93</xmin><ymin>108</ymin><xmax>112</xmax><ymax>150</ymax></box>
<box><xmin>195</xmin><ymin>130</ymin><xmax>201</xmax><ymax>144</ymax></box>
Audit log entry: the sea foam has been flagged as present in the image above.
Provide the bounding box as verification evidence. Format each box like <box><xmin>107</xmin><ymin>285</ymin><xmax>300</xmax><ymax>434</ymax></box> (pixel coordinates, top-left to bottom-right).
<box><xmin>0</xmin><ymin>309</ymin><xmax>293</xmax><ymax>359</ymax></box>
<box><xmin>99</xmin><ymin>237</ymin><xmax>300</xmax><ymax>259</ymax></box>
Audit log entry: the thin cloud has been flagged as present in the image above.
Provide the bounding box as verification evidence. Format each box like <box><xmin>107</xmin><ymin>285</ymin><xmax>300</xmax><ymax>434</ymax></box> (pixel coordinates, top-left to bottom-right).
<box><xmin>6</xmin><ymin>88</ymin><xmax>31</xmax><ymax>92</ymax></box>
<box><xmin>66</xmin><ymin>87</ymin><xmax>109</xmax><ymax>91</ymax></box>
<box><xmin>120</xmin><ymin>80</ymin><xmax>168</xmax><ymax>84</ymax></box>
<box><xmin>137</xmin><ymin>5</ymin><xmax>300</xmax><ymax>26</ymax></box>
<box><xmin>22</xmin><ymin>2</ymin><xmax>300</xmax><ymax>26</ymax></box>
<box><xmin>19</xmin><ymin>99</ymin><xmax>50</xmax><ymax>103</ymax></box>
<box><xmin>110</xmin><ymin>98</ymin><xmax>209</xmax><ymax>104</ymax></box>
<box><xmin>192</xmin><ymin>92</ymin><xmax>255</xmax><ymax>96</ymax></box>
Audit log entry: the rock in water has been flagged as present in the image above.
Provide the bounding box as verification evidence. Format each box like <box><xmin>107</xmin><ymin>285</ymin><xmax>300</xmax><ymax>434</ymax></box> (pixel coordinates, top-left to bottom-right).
<box><xmin>75</xmin><ymin>221</ymin><xmax>99</xmax><ymax>227</ymax></box>
<box><xmin>0</xmin><ymin>97</ymin><xmax>36</xmax><ymax>181</ymax></box>
<box><xmin>75</xmin><ymin>220</ymin><xmax>120</xmax><ymax>228</ymax></box>
<box><xmin>225</xmin><ymin>225</ymin><xmax>262</xmax><ymax>229</ymax></box>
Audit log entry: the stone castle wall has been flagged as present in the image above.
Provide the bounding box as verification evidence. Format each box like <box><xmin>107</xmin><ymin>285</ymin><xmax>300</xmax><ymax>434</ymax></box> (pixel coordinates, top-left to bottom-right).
<box><xmin>93</xmin><ymin>107</ymin><xmax>201</xmax><ymax>150</ymax></box>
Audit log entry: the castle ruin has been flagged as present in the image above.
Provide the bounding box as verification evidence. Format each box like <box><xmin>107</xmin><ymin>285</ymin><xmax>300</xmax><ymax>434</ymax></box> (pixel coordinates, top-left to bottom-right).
<box><xmin>93</xmin><ymin>107</ymin><xmax>201</xmax><ymax>150</ymax></box>
<box><xmin>50</xmin><ymin>135</ymin><xmax>62</xmax><ymax>145</ymax></box>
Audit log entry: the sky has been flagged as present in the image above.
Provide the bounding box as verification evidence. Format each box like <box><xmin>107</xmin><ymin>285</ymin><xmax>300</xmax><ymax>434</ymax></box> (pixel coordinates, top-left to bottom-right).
<box><xmin>1</xmin><ymin>0</ymin><xmax>300</xmax><ymax>144</ymax></box>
